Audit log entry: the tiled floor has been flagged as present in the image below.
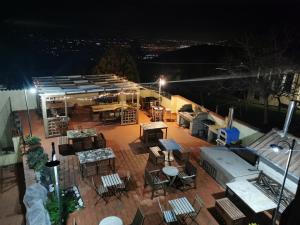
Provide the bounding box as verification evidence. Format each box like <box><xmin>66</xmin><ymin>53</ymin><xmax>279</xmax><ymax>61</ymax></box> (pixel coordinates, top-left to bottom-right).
<box><xmin>18</xmin><ymin>110</ymin><xmax>226</xmax><ymax>225</ymax></box>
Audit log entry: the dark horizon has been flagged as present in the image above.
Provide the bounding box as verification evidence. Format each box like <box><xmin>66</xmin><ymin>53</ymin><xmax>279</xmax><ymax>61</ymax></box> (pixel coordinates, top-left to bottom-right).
<box><xmin>2</xmin><ymin>1</ymin><xmax>300</xmax><ymax>40</ymax></box>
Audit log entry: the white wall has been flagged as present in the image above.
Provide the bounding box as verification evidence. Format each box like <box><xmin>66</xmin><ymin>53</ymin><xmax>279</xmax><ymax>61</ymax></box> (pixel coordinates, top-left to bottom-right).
<box><xmin>0</xmin><ymin>90</ymin><xmax>37</xmax><ymax>111</ymax></box>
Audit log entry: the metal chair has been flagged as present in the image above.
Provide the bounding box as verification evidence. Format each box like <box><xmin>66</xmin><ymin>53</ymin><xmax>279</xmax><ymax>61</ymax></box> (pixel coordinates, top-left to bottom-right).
<box><xmin>186</xmin><ymin>194</ymin><xmax>204</xmax><ymax>225</ymax></box>
<box><xmin>144</xmin><ymin>169</ymin><xmax>169</xmax><ymax>199</ymax></box>
<box><xmin>91</xmin><ymin>176</ymin><xmax>109</xmax><ymax>205</ymax></box>
<box><xmin>157</xmin><ymin>198</ymin><xmax>177</xmax><ymax>225</ymax></box>
<box><xmin>130</xmin><ymin>207</ymin><xmax>145</xmax><ymax>225</ymax></box>
<box><xmin>117</xmin><ymin>171</ymin><xmax>131</xmax><ymax>197</ymax></box>
<box><xmin>177</xmin><ymin>160</ymin><xmax>197</xmax><ymax>191</ymax></box>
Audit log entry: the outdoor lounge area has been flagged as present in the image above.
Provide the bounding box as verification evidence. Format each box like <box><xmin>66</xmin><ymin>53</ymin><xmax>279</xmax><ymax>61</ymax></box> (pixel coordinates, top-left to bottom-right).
<box><xmin>1</xmin><ymin>75</ymin><xmax>297</xmax><ymax>225</ymax></box>
<box><xmin>16</xmin><ymin>108</ymin><xmax>282</xmax><ymax>225</ymax></box>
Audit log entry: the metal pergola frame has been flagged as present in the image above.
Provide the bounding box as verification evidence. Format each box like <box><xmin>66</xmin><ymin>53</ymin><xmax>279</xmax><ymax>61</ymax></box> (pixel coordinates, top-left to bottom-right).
<box><xmin>32</xmin><ymin>74</ymin><xmax>141</xmax><ymax>138</ymax></box>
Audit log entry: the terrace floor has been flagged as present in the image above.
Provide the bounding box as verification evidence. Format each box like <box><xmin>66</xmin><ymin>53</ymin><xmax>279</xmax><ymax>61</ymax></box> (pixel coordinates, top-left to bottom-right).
<box><xmin>19</xmin><ymin>110</ymin><xmax>228</xmax><ymax>225</ymax></box>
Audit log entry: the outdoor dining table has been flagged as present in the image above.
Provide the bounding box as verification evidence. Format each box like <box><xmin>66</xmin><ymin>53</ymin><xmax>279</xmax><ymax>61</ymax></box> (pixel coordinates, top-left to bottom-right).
<box><xmin>139</xmin><ymin>121</ymin><xmax>168</xmax><ymax>139</ymax></box>
<box><xmin>162</xmin><ymin>166</ymin><xmax>179</xmax><ymax>186</ymax></box>
<box><xmin>169</xmin><ymin>197</ymin><xmax>195</xmax><ymax>222</ymax></box>
<box><xmin>99</xmin><ymin>216</ymin><xmax>123</xmax><ymax>225</ymax></box>
<box><xmin>76</xmin><ymin>147</ymin><xmax>116</xmax><ymax>176</ymax></box>
<box><xmin>226</xmin><ymin>180</ymin><xmax>277</xmax><ymax>214</ymax></box>
<box><xmin>159</xmin><ymin>139</ymin><xmax>181</xmax><ymax>162</ymax></box>
<box><xmin>67</xmin><ymin>128</ymin><xmax>97</xmax><ymax>139</ymax></box>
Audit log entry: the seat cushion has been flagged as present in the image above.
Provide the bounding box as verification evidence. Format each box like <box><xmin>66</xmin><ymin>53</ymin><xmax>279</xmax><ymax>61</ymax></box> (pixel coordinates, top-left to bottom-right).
<box><xmin>163</xmin><ymin>210</ymin><xmax>177</xmax><ymax>223</ymax></box>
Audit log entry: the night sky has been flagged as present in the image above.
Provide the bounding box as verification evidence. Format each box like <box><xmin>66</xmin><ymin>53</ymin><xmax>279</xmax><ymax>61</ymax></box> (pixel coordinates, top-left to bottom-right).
<box><xmin>1</xmin><ymin>0</ymin><xmax>300</xmax><ymax>40</ymax></box>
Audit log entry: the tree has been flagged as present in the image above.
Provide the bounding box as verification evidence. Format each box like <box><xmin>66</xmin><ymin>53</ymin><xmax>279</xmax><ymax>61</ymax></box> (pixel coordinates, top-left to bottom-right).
<box><xmin>236</xmin><ymin>31</ymin><xmax>298</xmax><ymax>125</ymax></box>
<box><xmin>92</xmin><ymin>46</ymin><xmax>140</xmax><ymax>82</ymax></box>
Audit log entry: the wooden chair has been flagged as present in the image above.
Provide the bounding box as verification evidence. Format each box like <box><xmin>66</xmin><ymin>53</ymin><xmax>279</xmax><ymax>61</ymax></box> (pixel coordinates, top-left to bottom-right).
<box><xmin>58</xmin><ymin>136</ymin><xmax>73</xmax><ymax>155</ymax></box>
<box><xmin>144</xmin><ymin>169</ymin><xmax>168</xmax><ymax>199</ymax></box>
<box><xmin>149</xmin><ymin>146</ymin><xmax>165</xmax><ymax>165</ymax></box>
<box><xmin>130</xmin><ymin>207</ymin><xmax>145</xmax><ymax>225</ymax></box>
<box><xmin>94</xmin><ymin>133</ymin><xmax>106</xmax><ymax>148</ymax></box>
<box><xmin>91</xmin><ymin>176</ymin><xmax>109</xmax><ymax>205</ymax></box>
<box><xmin>72</xmin><ymin>141</ymin><xmax>83</xmax><ymax>153</ymax></box>
<box><xmin>82</xmin><ymin>162</ymin><xmax>97</xmax><ymax>178</ymax></box>
<box><xmin>82</xmin><ymin>137</ymin><xmax>93</xmax><ymax>150</ymax></box>
<box><xmin>97</xmin><ymin>160</ymin><xmax>111</xmax><ymax>175</ymax></box>
<box><xmin>177</xmin><ymin>161</ymin><xmax>197</xmax><ymax>191</ymax></box>
<box><xmin>157</xmin><ymin>198</ymin><xmax>177</xmax><ymax>225</ymax></box>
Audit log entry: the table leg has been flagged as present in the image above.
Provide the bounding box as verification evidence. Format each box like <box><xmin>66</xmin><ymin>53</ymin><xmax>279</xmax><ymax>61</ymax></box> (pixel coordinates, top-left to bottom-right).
<box><xmin>165</xmin><ymin>128</ymin><xmax>168</xmax><ymax>138</ymax></box>
<box><xmin>139</xmin><ymin>125</ymin><xmax>141</xmax><ymax>138</ymax></box>
<box><xmin>113</xmin><ymin>159</ymin><xmax>115</xmax><ymax>172</ymax></box>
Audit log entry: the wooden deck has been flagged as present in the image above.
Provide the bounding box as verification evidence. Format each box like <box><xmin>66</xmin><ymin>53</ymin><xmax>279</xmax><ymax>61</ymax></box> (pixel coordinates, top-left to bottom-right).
<box><xmin>18</xmin><ymin>110</ymin><xmax>224</xmax><ymax>225</ymax></box>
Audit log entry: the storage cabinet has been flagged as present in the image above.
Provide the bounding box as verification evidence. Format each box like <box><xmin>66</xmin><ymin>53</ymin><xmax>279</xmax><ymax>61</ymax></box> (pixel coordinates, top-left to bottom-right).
<box><xmin>121</xmin><ymin>108</ymin><xmax>137</xmax><ymax>125</ymax></box>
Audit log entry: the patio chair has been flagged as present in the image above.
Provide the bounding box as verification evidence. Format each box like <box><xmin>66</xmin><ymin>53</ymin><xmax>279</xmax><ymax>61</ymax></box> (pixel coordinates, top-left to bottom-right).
<box><xmin>82</xmin><ymin>162</ymin><xmax>98</xmax><ymax>178</ymax></box>
<box><xmin>186</xmin><ymin>194</ymin><xmax>204</xmax><ymax>225</ymax></box>
<box><xmin>94</xmin><ymin>133</ymin><xmax>106</xmax><ymax>148</ymax></box>
<box><xmin>117</xmin><ymin>171</ymin><xmax>131</xmax><ymax>197</ymax></box>
<box><xmin>97</xmin><ymin>160</ymin><xmax>111</xmax><ymax>175</ymax></box>
<box><xmin>91</xmin><ymin>176</ymin><xmax>109</xmax><ymax>205</ymax></box>
<box><xmin>82</xmin><ymin>137</ymin><xmax>93</xmax><ymax>150</ymax></box>
<box><xmin>130</xmin><ymin>207</ymin><xmax>145</xmax><ymax>225</ymax></box>
<box><xmin>157</xmin><ymin>198</ymin><xmax>177</xmax><ymax>225</ymax></box>
<box><xmin>144</xmin><ymin>169</ymin><xmax>169</xmax><ymax>199</ymax></box>
<box><xmin>177</xmin><ymin>161</ymin><xmax>197</xmax><ymax>191</ymax></box>
<box><xmin>72</xmin><ymin>141</ymin><xmax>83</xmax><ymax>153</ymax></box>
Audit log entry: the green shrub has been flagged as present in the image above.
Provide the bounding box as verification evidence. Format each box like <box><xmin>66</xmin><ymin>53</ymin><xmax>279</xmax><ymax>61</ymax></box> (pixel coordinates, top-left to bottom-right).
<box><xmin>46</xmin><ymin>191</ymin><xmax>77</xmax><ymax>225</ymax></box>
<box><xmin>27</xmin><ymin>147</ymin><xmax>49</xmax><ymax>171</ymax></box>
<box><xmin>24</xmin><ymin>135</ymin><xmax>41</xmax><ymax>146</ymax></box>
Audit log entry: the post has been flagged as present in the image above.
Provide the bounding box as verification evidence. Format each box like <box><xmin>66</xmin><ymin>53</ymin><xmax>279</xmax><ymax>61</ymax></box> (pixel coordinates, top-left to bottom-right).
<box><xmin>272</xmin><ymin>139</ymin><xmax>296</xmax><ymax>225</ymax></box>
<box><xmin>158</xmin><ymin>78</ymin><xmax>161</xmax><ymax>106</ymax></box>
<box><xmin>24</xmin><ymin>89</ymin><xmax>33</xmax><ymax>136</ymax></box>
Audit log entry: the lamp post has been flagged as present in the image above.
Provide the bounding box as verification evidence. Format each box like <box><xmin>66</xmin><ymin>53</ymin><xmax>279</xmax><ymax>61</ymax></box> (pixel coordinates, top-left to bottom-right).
<box><xmin>46</xmin><ymin>143</ymin><xmax>61</xmax><ymax>225</ymax></box>
<box><xmin>270</xmin><ymin>139</ymin><xmax>296</xmax><ymax>225</ymax></box>
<box><xmin>24</xmin><ymin>87</ymin><xmax>37</xmax><ymax>136</ymax></box>
<box><xmin>158</xmin><ymin>77</ymin><xmax>166</xmax><ymax>106</ymax></box>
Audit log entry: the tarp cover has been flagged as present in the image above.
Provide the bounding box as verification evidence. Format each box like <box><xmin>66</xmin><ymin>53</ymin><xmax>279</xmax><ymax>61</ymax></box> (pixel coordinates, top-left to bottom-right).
<box><xmin>23</xmin><ymin>183</ymin><xmax>51</xmax><ymax>225</ymax></box>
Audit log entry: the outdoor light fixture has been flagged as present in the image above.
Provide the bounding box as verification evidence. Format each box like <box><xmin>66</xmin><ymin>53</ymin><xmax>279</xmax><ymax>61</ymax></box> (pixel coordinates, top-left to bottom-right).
<box><xmin>46</xmin><ymin>143</ymin><xmax>61</xmax><ymax>225</ymax></box>
<box><xmin>158</xmin><ymin>76</ymin><xmax>166</xmax><ymax>106</ymax></box>
<box><xmin>270</xmin><ymin>139</ymin><xmax>296</xmax><ymax>225</ymax></box>
<box><xmin>29</xmin><ymin>87</ymin><xmax>37</xmax><ymax>94</ymax></box>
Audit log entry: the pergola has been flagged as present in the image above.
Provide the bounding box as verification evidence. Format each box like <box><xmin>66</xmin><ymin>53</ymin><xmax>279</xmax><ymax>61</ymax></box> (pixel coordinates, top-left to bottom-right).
<box><xmin>32</xmin><ymin>74</ymin><xmax>141</xmax><ymax>138</ymax></box>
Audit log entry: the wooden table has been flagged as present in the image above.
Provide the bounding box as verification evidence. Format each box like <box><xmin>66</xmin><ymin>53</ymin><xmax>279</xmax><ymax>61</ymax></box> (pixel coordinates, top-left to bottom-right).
<box><xmin>91</xmin><ymin>103</ymin><xmax>129</xmax><ymax>112</ymax></box>
<box><xmin>140</xmin><ymin>121</ymin><xmax>168</xmax><ymax>139</ymax></box>
<box><xmin>215</xmin><ymin>197</ymin><xmax>245</xmax><ymax>225</ymax></box>
<box><xmin>169</xmin><ymin>197</ymin><xmax>195</xmax><ymax>216</ymax></box>
<box><xmin>226</xmin><ymin>180</ymin><xmax>277</xmax><ymax>214</ymax></box>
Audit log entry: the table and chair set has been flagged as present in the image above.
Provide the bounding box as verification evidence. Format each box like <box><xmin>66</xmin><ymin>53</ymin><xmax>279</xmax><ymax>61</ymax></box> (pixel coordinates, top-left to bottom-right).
<box><xmin>144</xmin><ymin>160</ymin><xmax>197</xmax><ymax>199</ymax></box>
<box><xmin>158</xmin><ymin>195</ymin><xmax>204</xmax><ymax>225</ymax></box>
<box><xmin>58</xmin><ymin>128</ymin><xmax>106</xmax><ymax>156</ymax></box>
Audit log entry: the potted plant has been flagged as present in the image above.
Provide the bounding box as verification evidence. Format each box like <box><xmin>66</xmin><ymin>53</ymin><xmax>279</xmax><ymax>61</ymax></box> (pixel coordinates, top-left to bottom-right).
<box><xmin>24</xmin><ymin>135</ymin><xmax>41</xmax><ymax>150</ymax></box>
<box><xmin>27</xmin><ymin>146</ymin><xmax>49</xmax><ymax>182</ymax></box>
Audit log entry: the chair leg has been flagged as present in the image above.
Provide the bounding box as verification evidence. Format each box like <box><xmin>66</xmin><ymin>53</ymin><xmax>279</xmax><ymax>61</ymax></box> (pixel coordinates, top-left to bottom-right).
<box><xmin>151</xmin><ymin>189</ymin><xmax>155</xmax><ymax>199</ymax></box>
